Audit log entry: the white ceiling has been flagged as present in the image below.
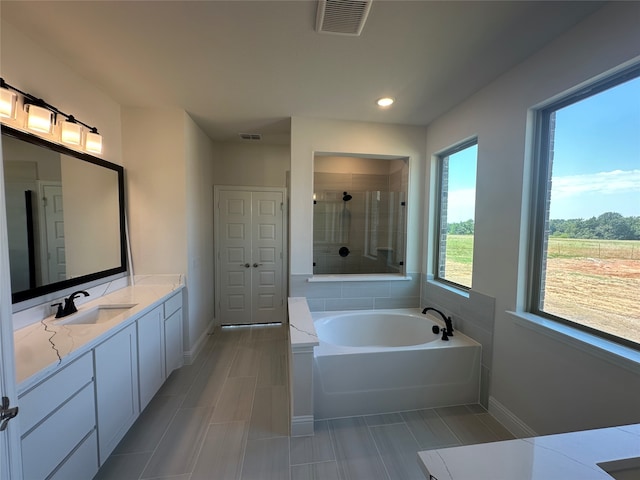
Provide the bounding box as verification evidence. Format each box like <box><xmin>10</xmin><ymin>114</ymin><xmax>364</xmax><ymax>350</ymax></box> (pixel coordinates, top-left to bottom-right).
<box><xmin>1</xmin><ymin>1</ymin><xmax>604</xmax><ymax>144</ymax></box>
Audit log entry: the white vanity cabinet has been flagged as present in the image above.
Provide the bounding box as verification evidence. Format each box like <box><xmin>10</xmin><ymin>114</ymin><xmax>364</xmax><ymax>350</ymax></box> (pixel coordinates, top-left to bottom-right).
<box><xmin>137</xmin><ymin>305</ymin><xmax>165</xmax><ymax>411</ymax></box>
<box><xmin>163</xmin><ymin>291</ymin><xmax>183</xmax><ymax>376</ymax></box>
<box><xmin>94</xmin><ymin>322</ymin><xmax>139</xmax><ymax>464</ymax></box>
<box><xmin>18</xmin><ymin>352</ymin><xmax>98</xmax><ymax>480</ymax></box>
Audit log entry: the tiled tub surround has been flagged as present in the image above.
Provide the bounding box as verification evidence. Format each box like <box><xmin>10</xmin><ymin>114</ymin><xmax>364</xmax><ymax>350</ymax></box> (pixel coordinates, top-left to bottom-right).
<box><xmin>290</xmin><ymin>273</ymin><xmax>421</xmax><ymax>312</ymax></box>
<box><xmin>421</xmin><ymin>275</ymin><xmax>496</xmax><ymax>409</ymax></box>
<box><xmin>313</xmin><ymin>308</ymin><xmax>481</xmax><ymax>419</ymax></box>
<box><xmin>419</xmin><ymin>423</ymin><xmax>640</xmax><ymax>480</ymax></box>
<box><xmin>14</xmin><ymin>279</ymin><xmax>183</xmax><ymax>389</ymax></box>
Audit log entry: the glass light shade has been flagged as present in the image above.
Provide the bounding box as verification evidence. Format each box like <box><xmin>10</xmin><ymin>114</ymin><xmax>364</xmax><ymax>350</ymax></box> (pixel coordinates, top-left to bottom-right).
<box><xmin>0</xmin><ymin>88</ymin><xmax>17</xmax><ymax>118</ymax></box>
<box><xmin>26</xmin><ymin>104</ymin><xmax>54</xmax><ymax>133</ymax></box>
<box><xmin>61</xmin><ymin>120</ymin><xmax>83</xmax><ymax>145</ymax></box>
<box><xmin>85</xmin><ymin>130</ymin><xmax>103</xmax><ymax>154</ymax></box>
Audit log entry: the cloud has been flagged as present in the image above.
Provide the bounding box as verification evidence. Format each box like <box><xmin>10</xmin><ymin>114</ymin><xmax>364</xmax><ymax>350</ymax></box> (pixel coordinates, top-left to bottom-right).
<box><xmin>551</xmin><ymin>169</ymin><xmax>640</xmax><ymax>198</ymax></box>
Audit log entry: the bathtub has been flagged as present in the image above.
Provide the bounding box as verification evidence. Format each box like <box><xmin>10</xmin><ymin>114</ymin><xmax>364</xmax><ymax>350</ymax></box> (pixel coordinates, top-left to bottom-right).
<box><xmin>312</xmin><ymin>308</ymin><xmax>481</xmax><ymax>419</ymax></box>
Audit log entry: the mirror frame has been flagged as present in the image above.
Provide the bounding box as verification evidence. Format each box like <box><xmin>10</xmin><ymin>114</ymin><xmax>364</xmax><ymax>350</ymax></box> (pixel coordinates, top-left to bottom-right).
<box><xmin>2</xmin><ymin>125</ymin><xmax>127</xmax><ymax>304</ymax></box>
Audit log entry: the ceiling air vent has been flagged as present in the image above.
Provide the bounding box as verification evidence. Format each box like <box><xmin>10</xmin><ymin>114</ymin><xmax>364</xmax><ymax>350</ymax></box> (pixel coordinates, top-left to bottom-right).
<box><xmin>316</xmin><ymin>0</ymin><xmax>373</xmax><ymax>36</ymax></box>
<box><xmin>239</xmin><ymin>133</ymin><xmax>262</xmax><ymax>141</ymax></box>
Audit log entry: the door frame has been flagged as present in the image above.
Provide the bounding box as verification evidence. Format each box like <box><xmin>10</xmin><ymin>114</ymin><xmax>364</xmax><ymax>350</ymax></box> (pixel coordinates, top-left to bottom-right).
<box><xmin>213</xmin><ymin>185</ymin><xmax>288</xmax><ymax>325</ymax></box>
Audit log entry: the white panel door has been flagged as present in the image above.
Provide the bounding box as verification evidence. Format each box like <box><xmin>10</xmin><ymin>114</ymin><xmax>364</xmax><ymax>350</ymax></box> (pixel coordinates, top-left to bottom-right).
<box><xmin>216</xmin><ymin>188</ymin><xmax>284</xmax><ymax>325</ymax></box>
<box><xmin>252</xmin><ymin>192</ymin><xmax>284</xmax><ymax>324</ymax></box>
<box><xmin>41</xmin><ymin>183</ymin><xmax>66</xmax><ymax>283</ymax></box>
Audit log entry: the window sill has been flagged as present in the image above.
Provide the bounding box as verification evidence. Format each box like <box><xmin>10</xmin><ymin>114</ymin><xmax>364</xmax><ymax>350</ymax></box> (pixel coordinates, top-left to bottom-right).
<box><xmin>507</xmin><ymin>311</ymin><xmax>640</xmax><ymax>375</ymax></box>
<box><xmin>308</xmin><ymin>274</ymin><xmax>412</xmax><ymax>283</ymax></box>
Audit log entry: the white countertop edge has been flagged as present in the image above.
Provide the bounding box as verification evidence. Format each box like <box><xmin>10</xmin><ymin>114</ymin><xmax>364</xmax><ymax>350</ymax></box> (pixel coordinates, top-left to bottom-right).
<box><xmin>288</xmin><ymin>297</ymin><xmax>319</xmax><ymax>349</ymax></box>
<box><xmin>16</xmin><ymin>284</ymin><xmax>184</xmax><ymax>393</ymax></box>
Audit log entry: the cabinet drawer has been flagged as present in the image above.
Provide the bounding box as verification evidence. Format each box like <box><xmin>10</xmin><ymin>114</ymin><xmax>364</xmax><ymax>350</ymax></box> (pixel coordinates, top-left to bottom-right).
<box><xmin>164</xmin><ymin>291</ymin><xmax>182</xmax><ymax>318</ymax></box>
<box><xmin>19</xmin><ymin>351</ymin><xmax>93</xmax><ymax>434</ymax></box>
<box><xmin>48</xmin><ymin>430</ymin><xmax>98</xmax><ymax>480</ymax></box>
<box><xmin>22</xmin><ymin>383</ymin><xmax>95</xmax><ymax>480</ymax></box>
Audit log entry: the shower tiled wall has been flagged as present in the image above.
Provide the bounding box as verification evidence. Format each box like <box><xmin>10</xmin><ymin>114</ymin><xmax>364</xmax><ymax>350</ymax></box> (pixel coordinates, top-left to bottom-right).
<box><xmin>420</xmin><ymin>274</ymin><xmax>496</xmax><ymax>408</ymax></box>
<box><xmin>289</xmin><ymin>273</ymin><xmax>420</xmax><ymax>312</ymax></box>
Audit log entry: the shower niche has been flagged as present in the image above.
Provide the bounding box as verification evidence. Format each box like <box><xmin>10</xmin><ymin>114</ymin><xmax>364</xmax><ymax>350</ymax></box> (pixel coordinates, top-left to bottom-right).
<box><xmin>313</xmin><ymin>153</ymin><xmax>409</xmax><ymax>275</ymax></box>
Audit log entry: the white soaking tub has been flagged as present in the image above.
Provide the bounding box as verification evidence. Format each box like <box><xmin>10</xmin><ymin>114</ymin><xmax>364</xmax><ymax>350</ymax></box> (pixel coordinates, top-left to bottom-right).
<box><xmin>312</xmin><ymin>308</ymin><xmax>481</xmax><ymax>419</ymax></box>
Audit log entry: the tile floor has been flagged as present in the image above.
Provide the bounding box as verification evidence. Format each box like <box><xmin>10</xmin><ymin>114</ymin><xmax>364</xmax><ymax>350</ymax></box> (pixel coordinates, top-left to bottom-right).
<box><xmin>94</xmin><ymin>324</ymin><xmax>514</xmax><ymax>480</ymax></box>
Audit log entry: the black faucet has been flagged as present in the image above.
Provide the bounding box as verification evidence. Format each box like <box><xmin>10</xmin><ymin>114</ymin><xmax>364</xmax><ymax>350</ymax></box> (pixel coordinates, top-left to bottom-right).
<box><xmin>422</xmin><ymin>307</ymin><xmax>454</xmax><ymax>337</ymax></box>
<box><xmin>57</xmin><ymin>290</ymin><xmax>90</xmax><ymax>317</ymax></box>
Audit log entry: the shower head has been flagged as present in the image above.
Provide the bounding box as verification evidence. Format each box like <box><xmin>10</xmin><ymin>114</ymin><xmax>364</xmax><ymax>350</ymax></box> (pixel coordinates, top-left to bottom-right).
<box><xmin>343</xmin><ymin>192</ymin><xmax>352</xmax><ymax>202</ymax></box>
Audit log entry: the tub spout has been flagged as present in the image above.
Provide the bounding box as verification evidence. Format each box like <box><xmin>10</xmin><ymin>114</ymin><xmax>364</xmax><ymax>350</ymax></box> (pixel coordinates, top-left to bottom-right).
<box><xmin>422</xmin><ymin>307</ymin><xmax>454</xmax><ymax>337</ymax></box>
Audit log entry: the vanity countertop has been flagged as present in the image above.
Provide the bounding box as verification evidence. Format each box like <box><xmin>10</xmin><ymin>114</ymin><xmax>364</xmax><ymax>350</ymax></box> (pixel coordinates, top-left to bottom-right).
<box><xmin>418</xmin><ymin>422</ymin><xmax>640</xmax><ymax>480</ymax></box>
<box><xmin>14</xmin><ymin>283</ymin><xmax>183</xmax><ymax>392</ymax></box>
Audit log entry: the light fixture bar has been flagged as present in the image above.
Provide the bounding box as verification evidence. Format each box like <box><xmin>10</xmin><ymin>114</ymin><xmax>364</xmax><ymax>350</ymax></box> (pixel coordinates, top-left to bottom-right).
<box><xmin>0</xmin><ymin>77</ymin><xmax>103</xmax><ymax>153</ymax></box>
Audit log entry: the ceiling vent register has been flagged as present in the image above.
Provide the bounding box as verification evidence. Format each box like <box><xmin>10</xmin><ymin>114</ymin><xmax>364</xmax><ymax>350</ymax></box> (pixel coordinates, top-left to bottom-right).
<box><xmin>316</xmin><ymin>0</ymin><xmax>373</xmax><ymax>36</ymax></box>
<box><xmin>239</xmin><ymin>133</ymin><xmax>262</xmax><ymax>141</ymax></box>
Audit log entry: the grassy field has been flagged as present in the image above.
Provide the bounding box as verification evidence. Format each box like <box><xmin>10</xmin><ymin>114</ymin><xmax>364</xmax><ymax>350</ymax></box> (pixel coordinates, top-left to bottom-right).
<box><xmin>443</xmin><ymin>235</ymin><xmax>640</xmax><ymax>345</ymax></box>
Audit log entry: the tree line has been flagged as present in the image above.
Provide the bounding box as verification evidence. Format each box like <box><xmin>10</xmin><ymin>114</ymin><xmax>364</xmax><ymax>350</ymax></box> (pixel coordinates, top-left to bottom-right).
<box><xmin>447</xmin><ymin>212</ymin><xmax>640</xmax><ymax>240</ymax></box>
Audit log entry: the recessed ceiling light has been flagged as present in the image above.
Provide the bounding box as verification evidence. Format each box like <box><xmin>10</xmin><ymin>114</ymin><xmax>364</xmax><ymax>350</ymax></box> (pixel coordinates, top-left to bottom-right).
<box><xmin>376</xmin><ymin>97</ymin><xmax>395</xmax><ymax>108</ymax></box>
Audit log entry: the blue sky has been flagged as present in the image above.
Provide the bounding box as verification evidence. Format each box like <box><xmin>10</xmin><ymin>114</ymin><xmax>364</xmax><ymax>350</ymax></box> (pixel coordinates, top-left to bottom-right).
<box><xmin>447</xmin><ymin>75</ymin><xmax>640</xmax><ymax>223</ymax></box>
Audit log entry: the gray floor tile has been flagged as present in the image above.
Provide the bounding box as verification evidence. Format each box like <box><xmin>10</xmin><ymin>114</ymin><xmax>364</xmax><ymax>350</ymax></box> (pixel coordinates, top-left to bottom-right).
<box><xmin>181</xmin><ymin>353</ymin><xmax>231</xmax><ymax>408</ymax></box>
<box><xmin>363</xmin><ymin>412</ymin><xmax>405</xmax><ymax>427</ymax></box>
<box><xmin>211</xmin><ymin>376</ymin><xmax>257</xmax><ymax>423</ymax></box>
<box><xmin>241</xmin><ymin>436</ymin><xmax>290</xmax><ymax>480</ymax></box>
<box><xmin>402</xmin><ymin>409</ymin><xmax>460</xmax><ymax>449</ymax></box>
<box><xmin>477</xmin><ymin>413</ymin><xmax>516</xmax><ymax>441</ymax></box>
<box><xmin>291</xmin><ymin>461</ymin><xmax>340</xmax><ymax>480</ymax></box>
<box><xmin>465</xmin><ymin>403</ymin><xmax>488</xmax><ymax>414</ymax></box>
<box><xmin>370</xmin><ymin>423</ymin><xmax>425</xmax><ymax>480</ymax></box>
<box><xmin>257</xmin><ymin>351</ymin><xmax>288</xmax><ymax>386</ymax></box>
<box><xmin>435</xmin><ymin>405</ymin><xmax>507</xmax><ymax>445</ymax></box>
<box><xmin>114</xmin><ymin>393</ymin><xmax>184</xmax><ymax>454</ymax></box>
<box><xmin>191</xmin><ymin>421</ymin><xmax>248</xmax><ymax>480</ymax></box>
<box><xmin>141</xmin><ymin>407</ymin><xmax>212</xmax><ymax>478</ymax></box>
<box><xmin>229</xmin><ymin>346</ymin><xmax>262</xmax><ymax>377</ymax></box>
<box><xmin>93</xmin><ymin>452</ymin><xmax>150</xmax><ymax>480</ymax></box>
<box><xmin>248</xmin><ymin>385</ymin><xmax>289</xmax><ymax>440</ymax></box>
<box><xmin>290</xmin><ymin>421</ymin><xmax>335</xmax><ymax>466</ymax></box>
<box><xmin>157</xmin><ymin>361</ymin><xmax>206</xmax><ymax>396</ymax></box>
<box><xmin>328</xmin><ymin>417</ymin><xmax>389</xmax><ymax>480</ymax></box>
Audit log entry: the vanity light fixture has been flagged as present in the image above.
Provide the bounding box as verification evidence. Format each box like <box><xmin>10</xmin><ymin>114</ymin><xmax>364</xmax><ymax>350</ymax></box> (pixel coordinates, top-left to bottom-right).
<box><xmin>85</xmin><ymin>128</ymin><xmax>103</xmax><ymax>154</ymax></box>
<box><xmin>376</xmin><ymin>97</ymin><xmax>395</xmax><ymax>108</ymax></box>
<box><xmin>60</xmin><ymin>115</ymin><xmax>83</xmax><ymax>146</ymax></box>
<box><xmin>26</xmin><ymin>102</ymin><xmax>55</xmax><ymax>134</ymax></box>
<box><xmin>0</xmin><ymin>79</ymin><xmax>17</xmax><ymax>119</ymax></box>
<box><xmin>0</xmin><ymin>77</ymin><xmax>104</xmax><ymax>154</ymax></box>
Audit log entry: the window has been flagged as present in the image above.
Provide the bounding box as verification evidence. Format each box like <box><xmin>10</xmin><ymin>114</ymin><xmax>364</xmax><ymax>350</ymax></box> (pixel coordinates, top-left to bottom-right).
<box><xmin>531</xmin><ymin>67</ymin><xmax>640</xmax><ymax>348</ymax></box>
<box><xmin>435</xmin><ymin>140</ymin><xmax>478</xmax><ymax>289</ymax></box>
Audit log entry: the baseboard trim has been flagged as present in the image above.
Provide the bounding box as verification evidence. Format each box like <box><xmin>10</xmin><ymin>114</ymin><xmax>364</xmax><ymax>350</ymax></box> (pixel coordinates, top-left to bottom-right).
<box><xmin>291</xmin><ymin>415</ymin><xmax>315</xmax><ymax>437</ymax></box>
<box><xmin>183</xmin><ymin>321</ymin><xmax>215</xmax><ymax>365</ymax></box>
<box><xmin>488</xmin><ymin>396</ymin><xmax>538</xmax><ymax>438</ymax></box>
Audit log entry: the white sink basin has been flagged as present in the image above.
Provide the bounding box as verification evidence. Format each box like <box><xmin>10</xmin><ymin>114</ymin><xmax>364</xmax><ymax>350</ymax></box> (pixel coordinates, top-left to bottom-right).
<box><xmin>55</xmin><ymin>304</ymin><xmax>138</xmax><ymax>325</ymax></box>
<box><xmin>598</xmin><ymin>457</ymin><xmax>640</xmax><ymax>480</ymax></box>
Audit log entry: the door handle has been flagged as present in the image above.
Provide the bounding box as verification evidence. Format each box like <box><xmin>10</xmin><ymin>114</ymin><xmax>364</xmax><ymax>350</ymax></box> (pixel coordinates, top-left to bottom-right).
<box><xmin>240</xmin><ymin>263</ymin><xmax>250</xmax><ymax>268</ymax></box>
<box><xmin>253</xmin><ymin>263</ymin><xmax>263</xmax><ymax>268</ymax></box>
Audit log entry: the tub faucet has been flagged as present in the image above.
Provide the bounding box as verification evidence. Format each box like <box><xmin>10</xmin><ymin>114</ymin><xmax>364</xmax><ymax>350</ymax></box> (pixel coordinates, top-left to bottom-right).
<box><xmin>59</xmin><ymin>290</ymin><xmax>90</xmax><ymax>317</ymax></box>
<box><xmin>422</xmin><ymin>307</ymin><xmax>454</xmax><ymax>337</ymax></box>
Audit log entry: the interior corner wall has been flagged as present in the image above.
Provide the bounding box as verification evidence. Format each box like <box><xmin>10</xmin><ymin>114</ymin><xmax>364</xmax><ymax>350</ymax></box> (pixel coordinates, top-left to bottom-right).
<box><xmin>213</xmin><ymin>142</ymin><xmax>290</xmax><ymax>187</ymax></box>
<box><xmin>121</xmin><ymin>108</ymin><xmax>188</xmax><ymax>276</ymax></box>
<box><xmin>423</xmin><ymin>2</ymin><xmax>640</xmax><ymax>435</ymax></box>
<box><xmin>184</xmin><ymin>114</ymin><xmax>216</xmax><ymax>347</ymax></box>
<box><xmin>0</xmin><ymin>20</ymin><xmax>123</xmax><ymax>164</ymax></box>
<box><xmin>290</xmin><ymin>117</ymin><xmax>427</xmax><ymax>276</ymax></box>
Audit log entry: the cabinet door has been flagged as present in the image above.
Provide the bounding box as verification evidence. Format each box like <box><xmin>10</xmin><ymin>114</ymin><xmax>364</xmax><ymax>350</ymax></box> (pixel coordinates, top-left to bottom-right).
<box><xmin>164</xmin><ymin>309</ymin><xmax>183</xmax><ymax>376</ymax></box>
<box><xmin>137</xmin><ymin>305</ymin><xmax>165</xmax><ymax>411</ymax></box>
<box><xmin>95</xmin><ymin>323</ymin><xmax>139</xmax><ymax>464</ymax></box>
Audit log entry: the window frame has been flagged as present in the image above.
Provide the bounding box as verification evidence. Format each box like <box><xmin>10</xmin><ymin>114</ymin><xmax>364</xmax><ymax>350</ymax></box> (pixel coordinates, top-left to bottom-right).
<box><xmin>528</xmin><ymin>64</ymin><xmax>640</xmax><ymax>350</ymax></box>
<box><xmin>434</xmin><ymin>138</ymin><xmax>478</xmax><ymax>291</ymax></box>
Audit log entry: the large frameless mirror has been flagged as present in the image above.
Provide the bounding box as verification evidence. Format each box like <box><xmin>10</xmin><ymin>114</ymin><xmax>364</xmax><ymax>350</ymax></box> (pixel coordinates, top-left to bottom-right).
<box><xmin>313</xmin><ymin>153</ymin><xmax>409</xmax><ymax>275</ymax></box>
<box><xmin>2</xmin><ymin>125</ymin><xmax>126</xmax><ymax>304</ymax></box>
